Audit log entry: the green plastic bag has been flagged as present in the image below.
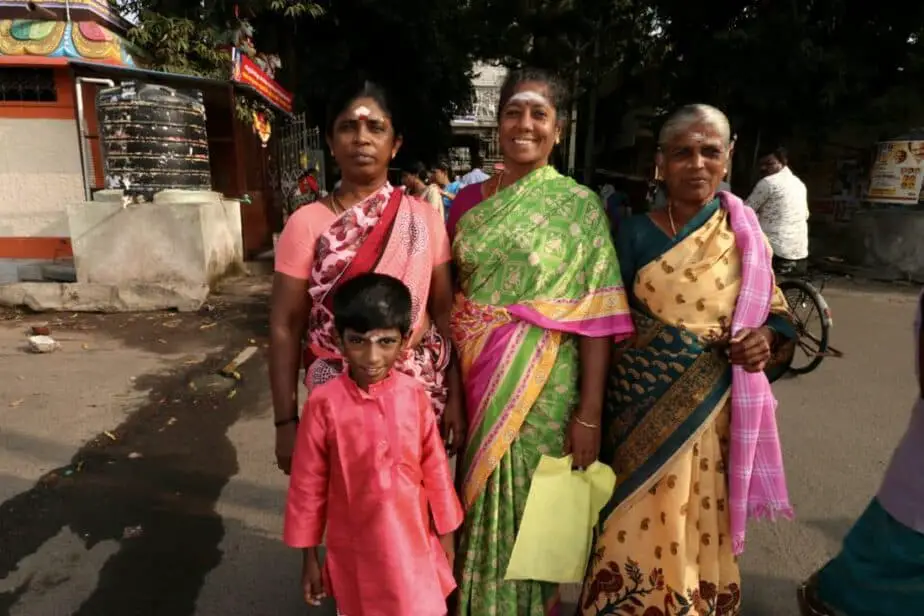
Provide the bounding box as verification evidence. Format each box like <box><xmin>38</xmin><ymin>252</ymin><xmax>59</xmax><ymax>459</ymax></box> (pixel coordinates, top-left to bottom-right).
<box><xmin>504</xmin><ymin>455</ymin><xmax>616</xmax><ymax>584</ymax></box>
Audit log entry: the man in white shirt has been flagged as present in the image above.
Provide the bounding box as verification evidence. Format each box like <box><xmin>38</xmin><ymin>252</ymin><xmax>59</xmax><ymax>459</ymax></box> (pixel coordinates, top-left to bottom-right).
<box><xmin>746</xmin><ymin>147</ymin><xmax>810</xmax><ymax>275</ymax></box>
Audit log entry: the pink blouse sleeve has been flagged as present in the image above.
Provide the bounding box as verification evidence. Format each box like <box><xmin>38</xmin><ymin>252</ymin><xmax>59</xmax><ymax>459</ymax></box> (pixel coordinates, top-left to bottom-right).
<box><xmin>283</xmin><ymin>394</ymin><xmax>329</xmax><ymax>548</ymax></box>
<box><xmin>274</xmin><ymin>205</ymin><xmax>323</xmax><ymax>280</ymax></box>
<box><xmin>426</xmin><ymin>205</ymin><xmax>452</xmax><ymax>267</ymax></box>
<box><xmin>417</xmin><ymin>388</ymin><xmax>463</xmax><ymax>535</ymax></box>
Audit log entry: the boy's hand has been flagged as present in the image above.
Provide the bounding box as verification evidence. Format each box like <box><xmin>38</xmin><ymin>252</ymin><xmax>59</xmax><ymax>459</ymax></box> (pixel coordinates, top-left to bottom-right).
<box><xmin>301</xmin><ymin>549</ymin><xmax>325</xmax><ymax>606</ymax></box>
<box><xmin>439</xmin><ymin>532</ymin><xmax>455</xmax><ymax>565</ymax></box>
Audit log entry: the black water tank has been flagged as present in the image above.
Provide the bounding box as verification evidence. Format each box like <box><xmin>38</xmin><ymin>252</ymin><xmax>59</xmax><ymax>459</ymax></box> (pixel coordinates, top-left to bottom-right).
<box><xmin>97</xmin><ymin>82</ymin><xmax>211</xmax><ymax>199</ymax></box>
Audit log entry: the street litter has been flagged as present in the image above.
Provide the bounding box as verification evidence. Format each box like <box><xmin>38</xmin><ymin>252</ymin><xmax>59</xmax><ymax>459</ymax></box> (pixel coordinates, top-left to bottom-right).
<box><xmin>219</xmin><ymin>346</ymin><xmax>259</xmax><ymax>380</ymax></box>
<box><xmin>28</xmin><ymin>335</ymin><xmax>59</xmax><ymax>353</ymax></box>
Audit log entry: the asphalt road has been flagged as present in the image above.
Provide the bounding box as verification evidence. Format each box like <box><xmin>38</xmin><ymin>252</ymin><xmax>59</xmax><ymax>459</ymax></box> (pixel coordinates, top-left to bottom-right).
<box><xmin>0</xmin><ymin>278</ymin><xmax>918</xmax><ymax>616</ymax></box>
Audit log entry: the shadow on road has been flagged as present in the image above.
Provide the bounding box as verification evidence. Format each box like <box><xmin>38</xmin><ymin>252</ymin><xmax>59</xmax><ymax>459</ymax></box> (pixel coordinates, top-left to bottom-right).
<box><xmin>0</xmin><ymin>291</ymin><xmax>270</xmax><ymax>616</ymax></box>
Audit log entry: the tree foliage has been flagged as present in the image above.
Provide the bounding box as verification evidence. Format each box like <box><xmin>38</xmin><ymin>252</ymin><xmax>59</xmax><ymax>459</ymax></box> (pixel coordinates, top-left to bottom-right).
<box><xmin>652</xmin><ymin>0</ymin><xmax>924</xmax><ymax>142</ymax></box>
<box><xmin>115</xmin><ymin>0</ymin><xmax>474</xmax><ymax>162</ymax></box>
<box><xmin>460</xmin><ymin>0</ymin><xmax>665</xmax><ymax>178</ymax></box>
<box><xmin>261</xmin><ymin>0</ymin><xmax>475</xmax><ymax>163</ymax></box>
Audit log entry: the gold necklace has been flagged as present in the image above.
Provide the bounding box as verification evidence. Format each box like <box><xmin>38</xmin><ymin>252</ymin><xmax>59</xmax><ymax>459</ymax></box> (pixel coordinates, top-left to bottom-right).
<box><xmin>667</xmin><ymin>201</ymin><xmax>678</xmax><ymax>236</ymax></box>
<box><xmin>491</xmin><ymin>170</ymin><xmax>507</xmax><ymax>198</ymax></box>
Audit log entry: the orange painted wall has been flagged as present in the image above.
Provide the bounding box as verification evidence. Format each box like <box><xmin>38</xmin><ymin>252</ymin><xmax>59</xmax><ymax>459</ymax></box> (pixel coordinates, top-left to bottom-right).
<box><xmin>0</xmin><ymin>67</ymin><xmax>74</xmax><ymax>119</ymax></box>
<box><xmin>0</xmin><ymin>237</ymin><xmax>72</xmax><ymax>259</ymax></box>
<box><xmin>0</xmin><ymin>68</ymin><xmax>79</xmax><ymax>259</ymax></box>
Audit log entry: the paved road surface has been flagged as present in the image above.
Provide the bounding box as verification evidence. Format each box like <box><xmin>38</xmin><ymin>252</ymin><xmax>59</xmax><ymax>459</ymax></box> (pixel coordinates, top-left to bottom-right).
<box><xmin>0</xmin><ymin>279</ymin><xmax>918</xmax><ymax>615</ymax></box>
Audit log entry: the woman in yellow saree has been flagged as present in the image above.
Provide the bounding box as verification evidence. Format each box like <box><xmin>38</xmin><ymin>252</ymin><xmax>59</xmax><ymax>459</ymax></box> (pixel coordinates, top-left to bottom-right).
<box><xmin>450</xmin><ymin>69</ymin><xmax>634</xmax><ymax>615</ymax></box>
<box><xmin>580</xmin><ymin>105</ymin><xmax>797</xmax><ymax>616</ymax></box>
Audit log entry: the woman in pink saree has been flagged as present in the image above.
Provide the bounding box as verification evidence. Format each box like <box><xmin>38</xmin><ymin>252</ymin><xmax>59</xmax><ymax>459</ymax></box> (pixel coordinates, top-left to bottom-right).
<box><xmin>269</xmin><ymin>80</ymin><xmax>465</xmax><ymax>475</ymax></box>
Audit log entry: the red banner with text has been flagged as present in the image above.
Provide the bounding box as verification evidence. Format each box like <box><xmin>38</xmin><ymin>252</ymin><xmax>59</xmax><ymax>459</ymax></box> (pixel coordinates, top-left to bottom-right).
<box><xmin>231</xmin><ymin>48</ymin><xmax>294</xmax><ymax>114</ymax></box>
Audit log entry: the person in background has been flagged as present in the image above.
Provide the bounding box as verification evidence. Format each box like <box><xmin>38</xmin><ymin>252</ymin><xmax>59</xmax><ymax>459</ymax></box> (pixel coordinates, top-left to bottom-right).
<box><xmin>285</xmin><ymin>273</ymin><xmax>463</xmax><ymax>616</ymax></box>
<box><xmin>746</xmin><ymin>146</ymin><xmax>810</xmax><ymax>276</ymax></box>
<box><xmin>450</xmin><ymin>67</ymin><xmax>634</xmax><ymax>616</ymax></box>
<box><xmin>716</xmin><ymin>133</ymin><xmax>737</xmax><ymax>194</ymax></box>
<box><xmin>458</xmin><ymin>152</ymin><xmax>490</xmax><ymax>188</ymax></box>
<box><xmin>269</xmin><ymin>79</ymin><xmax>465</xmax><ymax>477</ymax></box>
<box><xmin>580</xmin><ymin>104</ymin><xmax>796</xmax><ymax>616</ymax></box>
<box><xmin>402</xmin><ymin>161</ymin><xmax>444</xmax><ymax>218</ymax></box>
<box><xmin>430</xmin><ymin>161</ymin><xmax>460</xmax><ymax>221</ymax></box>
<box><xmin>600</xmin><ymin>182</ymin><xmax>630</xmax><ymax>235</ymax></box>
<box><xmin>798</xmin><ymin>289</ymin><xmax>924</xmax><ymax>615</ymax></box>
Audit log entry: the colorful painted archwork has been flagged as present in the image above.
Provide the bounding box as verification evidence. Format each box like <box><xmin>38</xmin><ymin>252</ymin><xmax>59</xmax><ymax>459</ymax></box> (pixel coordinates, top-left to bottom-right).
<box><xmin>0</xmin><ymin>0</ymin><xmax>128</xmax><ymax>30</ymax></box>
<box><xmin>0</xmin><ymin>19</ymin><xmax>135</xmax><ymax>66</ymax></box>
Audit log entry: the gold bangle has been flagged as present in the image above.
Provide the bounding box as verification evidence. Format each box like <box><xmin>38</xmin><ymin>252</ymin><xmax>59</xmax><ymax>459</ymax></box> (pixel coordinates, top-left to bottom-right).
<box><xmin>574</xmin><ymin>417</ymin><xmax>599</xmax><ymax>429</ymax></box>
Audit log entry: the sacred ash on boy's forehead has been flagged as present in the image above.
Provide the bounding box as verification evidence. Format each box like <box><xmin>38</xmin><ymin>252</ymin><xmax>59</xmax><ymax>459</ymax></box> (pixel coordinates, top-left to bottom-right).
<box><xmin>349</xmin><ymin>330</ymin><xmax>398</xmax><ymax>344</ymax></box>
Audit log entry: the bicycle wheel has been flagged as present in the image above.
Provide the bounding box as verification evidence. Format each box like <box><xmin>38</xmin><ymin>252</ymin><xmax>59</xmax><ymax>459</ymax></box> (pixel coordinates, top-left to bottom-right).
<box><xmin>778</xmin><ymin>279</ymin><xmax>831</xmax><ymax>375</ymax></box>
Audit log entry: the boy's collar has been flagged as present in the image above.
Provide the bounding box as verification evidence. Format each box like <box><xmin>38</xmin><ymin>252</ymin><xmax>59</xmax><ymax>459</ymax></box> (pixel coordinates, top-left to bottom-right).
<box><xmin>341</xmin><ymin>369</ymin><xmax>397</xmax><ymax>398</ymax></box>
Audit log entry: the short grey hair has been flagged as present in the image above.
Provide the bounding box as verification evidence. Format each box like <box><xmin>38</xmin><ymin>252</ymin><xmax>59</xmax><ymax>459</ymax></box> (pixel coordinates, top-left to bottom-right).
<box><xmin>658</xmin><ymin>104</ymin><xmax>732</xmax><ymax>147</ymax></box>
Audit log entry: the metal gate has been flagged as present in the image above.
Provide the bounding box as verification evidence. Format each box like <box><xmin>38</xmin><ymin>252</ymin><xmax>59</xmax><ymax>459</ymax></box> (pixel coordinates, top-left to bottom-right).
<box><xmin>269</xmin><ymin>112</ymin><xmax>325</xmax><ymax>221</ymax></box>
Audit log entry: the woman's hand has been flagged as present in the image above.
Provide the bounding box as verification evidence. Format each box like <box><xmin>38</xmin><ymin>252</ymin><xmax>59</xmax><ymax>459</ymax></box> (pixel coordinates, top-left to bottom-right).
<box><xmin>564</xmin><ymin>414</ymin><xmax>601</xmax><ymax>469</ymax></box>
<box><xmin>269</xmin><ymin>273</ymin><xmax>310</xmax><ymax>475</ymax></box>
<box><xmin>275</xmin><ymin>422</ymin><xmax>298</xmax><ymax>475</ymax></box>
<box><xmin>728</xmin><ymin>327</ymin><xmax>774</xmax><ymax>373</ymax></box>
<box><xmin>439</xmin><ymin>532</ymin><xmax>456</xmax><ymax>566</ymax></box>
<box><xmin>441</xmin><ymin>394</ymin><xmax>467</xmax><ymax>457</ymax></box>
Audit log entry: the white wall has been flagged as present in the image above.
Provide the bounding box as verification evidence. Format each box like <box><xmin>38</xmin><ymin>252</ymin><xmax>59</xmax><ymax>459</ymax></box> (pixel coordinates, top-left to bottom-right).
<box><xmin>0</xmin><ymin>118</ymin><xmax>83</xmax><ymax>238</ymax></box>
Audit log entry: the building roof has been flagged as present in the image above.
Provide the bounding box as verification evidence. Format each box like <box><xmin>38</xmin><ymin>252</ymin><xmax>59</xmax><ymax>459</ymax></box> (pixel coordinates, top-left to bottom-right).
<box><xmin>68</xmin><ymin>59</ymin><xmax>293</xmax><ymax>115</ymax></box>
<box><xmin>0</xmin><ymin>0</ymin><xmax>132</xmax><ymax>33</ymax></box>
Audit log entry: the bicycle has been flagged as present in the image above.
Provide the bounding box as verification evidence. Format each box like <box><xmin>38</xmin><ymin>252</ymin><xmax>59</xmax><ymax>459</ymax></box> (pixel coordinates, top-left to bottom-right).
<box><xmin>777</xmin><ymin>268</ymin><xmax>843</xmax><ymax>375</ymax></box>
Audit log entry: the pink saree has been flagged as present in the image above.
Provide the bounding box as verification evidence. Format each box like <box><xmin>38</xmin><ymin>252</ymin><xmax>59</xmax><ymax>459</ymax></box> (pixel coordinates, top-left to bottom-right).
<box><xmin>305</xmin><ymin>183</ymin><xmax>450</xmax><ymax>414</ymax></box>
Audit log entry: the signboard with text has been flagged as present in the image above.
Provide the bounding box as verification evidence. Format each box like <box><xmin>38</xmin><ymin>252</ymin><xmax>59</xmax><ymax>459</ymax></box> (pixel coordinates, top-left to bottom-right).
<box><xmin>866</xmin><ymin>140</ymin><xmax>924</xmax><ymax>204</ymax></box>
<box><xmin>231</xmin><ymin>47</ymin><xmax>294</xmax><ymax>114</ymax></box>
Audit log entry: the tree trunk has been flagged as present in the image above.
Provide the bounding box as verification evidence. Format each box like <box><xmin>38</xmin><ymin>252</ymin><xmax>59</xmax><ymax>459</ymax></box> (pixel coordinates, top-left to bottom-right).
<box><xmin>567</xmin><ymin>63</ymin><xmax>579</xmax><ymax>176</ymax></box>
<box><xmin>582</xmin><ymin>33</ymin><xmax>601</xmax><ymax>185</ymax></box>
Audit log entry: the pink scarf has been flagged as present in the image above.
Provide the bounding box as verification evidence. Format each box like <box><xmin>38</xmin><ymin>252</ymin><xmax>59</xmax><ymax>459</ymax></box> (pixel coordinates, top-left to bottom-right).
<box><xmin>720</xmin><ymin>191</ymin><xmax>794</xmax><ymax>555</ymax></box>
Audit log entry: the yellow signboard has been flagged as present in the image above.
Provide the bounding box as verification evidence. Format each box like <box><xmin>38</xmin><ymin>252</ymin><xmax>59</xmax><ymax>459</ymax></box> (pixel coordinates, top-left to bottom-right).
<box><xmin>866</xmin><ymin>140</ymin><xmax>924</xmax><ymax>204</ymax></box>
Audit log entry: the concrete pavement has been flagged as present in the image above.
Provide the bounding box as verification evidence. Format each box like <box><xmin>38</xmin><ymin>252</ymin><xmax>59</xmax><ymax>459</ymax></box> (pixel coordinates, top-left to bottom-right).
<box><xmin>0</xmin><ymin>277</ymin><xmax>919</xmax><ymax>615</ymax></box>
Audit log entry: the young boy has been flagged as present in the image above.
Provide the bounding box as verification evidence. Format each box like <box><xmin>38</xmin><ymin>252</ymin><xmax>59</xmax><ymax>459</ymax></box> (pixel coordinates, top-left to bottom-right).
<box><xmin>284</xmin><ymin>273</ymin><xmax>462</xmax><ymax>616</ymax></box>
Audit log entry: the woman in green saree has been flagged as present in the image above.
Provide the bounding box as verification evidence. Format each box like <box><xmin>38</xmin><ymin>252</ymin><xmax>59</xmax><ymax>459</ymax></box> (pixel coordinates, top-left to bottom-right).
<box><xmin>449</xmin><ymin>69</ymin><xmax>635</xmax><ymax>615</ymax></box>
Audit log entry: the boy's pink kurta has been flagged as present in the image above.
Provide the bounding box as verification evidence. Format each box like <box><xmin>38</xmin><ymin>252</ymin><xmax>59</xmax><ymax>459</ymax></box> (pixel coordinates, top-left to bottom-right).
<box><xmin>284</xmin><ymin>372</ymin><xmax>463</xmax><ymax>616</ymax></box>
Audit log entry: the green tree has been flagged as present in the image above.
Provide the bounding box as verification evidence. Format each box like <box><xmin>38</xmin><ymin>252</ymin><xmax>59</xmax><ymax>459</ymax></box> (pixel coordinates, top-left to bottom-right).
<box><xmin>265</xmin><ymin>0</ymin><xmax>475</xmax><ymax>163</ymax></box>
<box><xmin>115</xmin><ymin>1</ymin><xmax>320</xmax><ymax>79</ymax></box>
<box><xmin>652</xmin><ymin>0</ymin><xmax>924</xmax><ymax>166</ymax></box>
<box><xmin>117</xmin><ymin>0</ymin><xmax>474</xmax><ymax>162</ymax></box>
